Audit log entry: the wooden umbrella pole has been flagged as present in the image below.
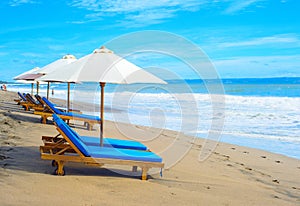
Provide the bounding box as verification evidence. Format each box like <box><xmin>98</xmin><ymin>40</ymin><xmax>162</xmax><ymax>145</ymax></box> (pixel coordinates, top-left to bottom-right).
<box><xmin>31</xmin><ymin>83</ymin><xmax>34</xmax><ymax>96</ymax></box>
<box><xmin>100</xmin><ymin>82</ymin><xmax>105</xmax><ymax>147</ymax></box>
<box><xmin>47</xmin><ymin>82</ymin><xmax>50</xmax><ymax>99</ymax></box>
<box><xmin>36</xmin><ymin>81</ymin><xmax>40</xmax><ymax>95</ymax></box>
<box><xmin>67</xmin><ymin>82</ymin><xmax>70</xmax><ymax>112</ymax></box>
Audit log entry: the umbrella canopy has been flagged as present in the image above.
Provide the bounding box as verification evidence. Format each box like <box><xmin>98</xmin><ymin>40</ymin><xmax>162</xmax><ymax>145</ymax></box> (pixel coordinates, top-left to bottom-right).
<box><xmin>38</xmin><ymin>54</ymin><xmax>77</xmax><ymax>101</ymax></box>
<box><xmin>38</xmin><ymin>46</ymin><xmax>166</xmax><ymax>146</ymax></box>
<box><xmin>13</xmin><ymin>67</ymin><xmax>42</xmax><ymax>95</ymax></box>
<box><xmin>38</xmin><ymin>54</ymin><xmax>76</xmax><ymax>75</ymax></box>
<box><xmin>13</xmin><ymin>67</ymin><xmax>40</xmax><ymax>80</ymax></box>
<box><xmin>14</xmin><ymin>67</ymin><xmax>44</xmax><ymax>82</ymax></box>
<box><xmin>37</xmin><ymin>47</ymin><xmax>165</xmax><ymax>84</ymax></box>
<box><xmin>14</xmin><ymin>73</ymin><xmax>44</xmax><ymax>81</ymax></box>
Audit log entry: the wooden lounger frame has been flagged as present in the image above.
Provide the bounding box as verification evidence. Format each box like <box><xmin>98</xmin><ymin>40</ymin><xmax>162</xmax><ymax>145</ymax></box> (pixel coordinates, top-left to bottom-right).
<box><xmin>14</xmin><ymin>98</ymin><xmax>22</xmax><ymax>105</ymax></box>
<box><xmin>19</xmin><ymin>94</ymin><xmax>44</xmax><ymax>111</ymax></box>
<box><xmin>14</xmin><ymin>92</ymin><xmax>27</xmax><ymax>105</ymax></box>
<box><xmin>40</xmin><ymin>127</ymin><xmax>164</xmax><ymax>180</ymax></box>
<box><xmin>34</xmin><ymin>98</ymin><xmax>98</xmax><ymax>130</ymax></box>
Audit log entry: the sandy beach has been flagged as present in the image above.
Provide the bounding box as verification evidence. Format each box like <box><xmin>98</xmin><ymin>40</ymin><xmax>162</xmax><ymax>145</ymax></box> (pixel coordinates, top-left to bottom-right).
<box><xmin>0</xmin><ymin>90</ymin><xmax>299</xmax><ymax>206</ymax></box>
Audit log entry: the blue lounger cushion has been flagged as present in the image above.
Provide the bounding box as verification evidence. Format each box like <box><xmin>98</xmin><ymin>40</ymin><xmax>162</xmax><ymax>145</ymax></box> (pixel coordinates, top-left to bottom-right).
<box><xmin>80</xmin><ymin>136</ymin><xmax>148</xmax><ymax>151</ymax></box>
<box><xmin>65</xmin><ymin>112</ymin><xmax>100</xmax><ymax>121</ymax></box>
<box><xmin>42</xmin><ymin>97</ymin><xmax>63</xmax><ymax>114</ymax></box>
<box><xmin>54</xmin><ymin>114</ymin><xmax>90</xmax><ymax>157</ymax></box>
<box><xmin>18</xmin><ymin>92</ymin><xmax>27</xmax><ymax>101</ymax></box>
<box><xmin>53</xmin><ymin>113</ymin><xmax>148</xmax><ymax>150</ymax></box>
<box><xmin>53</xmin><ymin>114</ymin><xmax>162</xmax><ymax>163</ymax></box>
<box><xmin>86</xmin><ymin>145</ymin><xmax>162</xmax><ymax>162</ymax></box>
<box><xmin>43</xmin><ymin>97</ymin><xmax>100</xmax><ymax>121</ymax></box>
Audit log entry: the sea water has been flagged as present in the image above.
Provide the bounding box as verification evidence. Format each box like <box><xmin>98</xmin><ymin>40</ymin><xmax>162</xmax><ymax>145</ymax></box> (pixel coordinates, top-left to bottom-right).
<box><xmin>7</xmin><ymin>77</ymin><xmax>300</xmax><ymax>159</ymax></box>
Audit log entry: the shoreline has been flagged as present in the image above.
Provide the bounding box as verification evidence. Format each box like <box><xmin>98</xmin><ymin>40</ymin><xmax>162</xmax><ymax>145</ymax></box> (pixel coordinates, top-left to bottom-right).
<box><xmin>0</xmin><ymin>90</ymin><xmax>299</xmax><ymax>205</ymax></box>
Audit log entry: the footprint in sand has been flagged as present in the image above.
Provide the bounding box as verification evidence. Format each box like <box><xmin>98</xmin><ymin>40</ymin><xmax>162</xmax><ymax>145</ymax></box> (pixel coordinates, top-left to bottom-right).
<box><xmin>260</xmin><ymin>156</ymin><xmax>266</xmax><ymax>159</ymax></box>
<box><xmin>223</xmin><ymin>155</ymin><xmax>230</xmax><ymax>159</ymax></box>
<box><xmin>275</xmin><ymin>160</ymin><xmax>281</xmax><ymax>164</ymax></box>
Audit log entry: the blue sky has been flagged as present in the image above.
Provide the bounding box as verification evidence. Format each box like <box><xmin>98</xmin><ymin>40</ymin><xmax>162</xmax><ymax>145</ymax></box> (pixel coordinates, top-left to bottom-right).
<box><xmin>0</xmin><ymin>0</ymin><xmax>299</xmax><ymax>81</ymax></box>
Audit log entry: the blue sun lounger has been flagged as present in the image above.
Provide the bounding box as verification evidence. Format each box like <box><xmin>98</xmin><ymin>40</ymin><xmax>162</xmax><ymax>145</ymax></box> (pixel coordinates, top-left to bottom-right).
<box><xmin>18</xmin><ymin>92</ymin><xmax>43</xmax><ymax>111</ymax></box>
<box><xmin>24</xmin><ymin>93</ymin><xmax>44</xmax><ymax>110</ymax></box>
<box><xmin>40</xmin><ymin>114</ymin><xmax>164</xmax><ymax>180</ymax></box>
<box><xmin>14</xmin><ymin>92</ymin><xmax>27</xmax><ymax>105</ymax></box>
<box><xmin>34</xmin><ymin>97</ymin><xmax>100</xmax><ymax>130</ymax></box>
<box><xmin>34</xmin><ymin>94</ymin><xmax>81</xmax><ymax>114</ymax></box>
<box><xmin>19</xmin><ymin>92</ymin><xmax>27</xmax><ymax>101</ymax></box>
<box><xmin>42</xmin><ymin>114</ymin><xmax>148</xmax><ymax>151</ymax></box>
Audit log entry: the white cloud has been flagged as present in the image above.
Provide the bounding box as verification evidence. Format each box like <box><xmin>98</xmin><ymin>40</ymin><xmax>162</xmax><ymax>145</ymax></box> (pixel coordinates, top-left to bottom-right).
<box><xmin>9</xmin><ymin>0</ymin><xmax>38</xmax><ymax>7</ymax></box>
<box><xmin>70</xmin><ymin>0</ymin><xmax>204</xmax><ymax>13</ymax></box>
<box><xmin>219</xmin><ymin>34</ymin><xmax>300</xmax><ymax>48</ymax></box>
<box><xmin>224</xmin><ymin>0</ymin><xmax>264</xmax><ymax>14</ymax></box>
<box><xmin>69</xmin><ymin>0</ymin><xmax>206</xmax><ymax>26</ymax></box>
<box><xmin>119</xmin><ymin>8</ymin><xmax>178</xmax><ymax>28</ymax></box>
<box><xmin>68</xmin><ymin>0</ymin><xmax>268</xmax><ymax>26</ymax></box>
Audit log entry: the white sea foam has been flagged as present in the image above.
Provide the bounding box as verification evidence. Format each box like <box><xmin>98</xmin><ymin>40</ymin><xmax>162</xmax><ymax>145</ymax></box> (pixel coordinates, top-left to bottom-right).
<box><xmin>67</xmin><ymin>91</ymin><xmax>300</xmax><ymax>144</ymax></box>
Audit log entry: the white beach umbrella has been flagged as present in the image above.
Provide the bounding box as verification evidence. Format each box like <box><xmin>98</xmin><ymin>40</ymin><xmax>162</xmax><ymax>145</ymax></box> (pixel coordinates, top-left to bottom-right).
<box><xmin>38</xmin><ymin>46</ymin><xmax>166</xmax><ymax>146</ymax></box>
<box><xmin>38</xmin><ymin>54</ymin><xmax>76</xmax><ymax>74</ymax></box>
<box><xmin>13</xmin><ymin>67</ymin><xmax>40</xmax><ymax>80</ymax></box>
<box><xmin>38</xmin><ymin>54</ymin><xmax>77</xmax><ymax>100</ymax></box>
<box><xmin>13</xmin><ymin>67</ymin><xmax>43</xmax><ymax>95</ymax></box>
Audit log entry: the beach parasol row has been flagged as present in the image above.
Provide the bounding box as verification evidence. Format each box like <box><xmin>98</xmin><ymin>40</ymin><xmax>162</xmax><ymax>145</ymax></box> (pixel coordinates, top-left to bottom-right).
<box><xmin>14</xmin><ymin>46</ymin><xmax>166</xmax><ymax>146</ymax></box>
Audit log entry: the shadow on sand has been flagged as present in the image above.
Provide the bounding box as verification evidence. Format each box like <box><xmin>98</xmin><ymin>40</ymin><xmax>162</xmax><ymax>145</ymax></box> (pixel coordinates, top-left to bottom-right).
<box><xmin>0</xmin><ymin>145</ymin><xmax>144</xmax><ymax>180</ymax></box>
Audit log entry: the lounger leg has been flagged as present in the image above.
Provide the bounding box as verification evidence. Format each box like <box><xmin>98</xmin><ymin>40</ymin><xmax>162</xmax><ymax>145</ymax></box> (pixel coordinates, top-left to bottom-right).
<box><xmin>41</xmin><ymin>115</ymin><xmax>47</xmax><ymax>124</ymax></box>
<box><xmin>87</xmin><ymin>123</ymin><xmax>93</xmax><ymax>131</ymax></box>
<box><xmin>141</xmin><ymin>167</ymin><xmax>149</xmax><ymax>180</ymax></box>
<box><xmin>132</xmin><ymin>166</ymin><xmax>138</xmax><ymax>172</ymax></box>
<box><xmin>55</xmin><ymin>160</ymin><xmax>65</xmax><ymax>176</ymax></box>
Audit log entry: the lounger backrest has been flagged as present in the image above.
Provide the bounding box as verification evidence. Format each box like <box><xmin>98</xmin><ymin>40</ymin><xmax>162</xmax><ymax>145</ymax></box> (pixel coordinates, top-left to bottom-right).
<box><xmin>53</xmin><ymin>114</ymin><xmax>90</xmax><ymax>157</ymax></box>
<box><xmin>18</xmin><ymin>92</ymin><xmax>27</xmax><ymax>101</ymax></box>
<box><xmin>25</xmin><ymin>94</ymin><xmax>38</xmax><ymax>105</ymax></box>
<box><xmin>34</xmin><ymin>94</ymin><xmax>44</xmax><ymax>106</ymax></box>
<box><xmin>42</xmin><ymin>97</ymin><xmax>63</xmax><ymax>114</ymax></box>
<box><xmin>53</xmin><ymin>114</ymin><xmax>83</xmax><ymax>141</ymax></box>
